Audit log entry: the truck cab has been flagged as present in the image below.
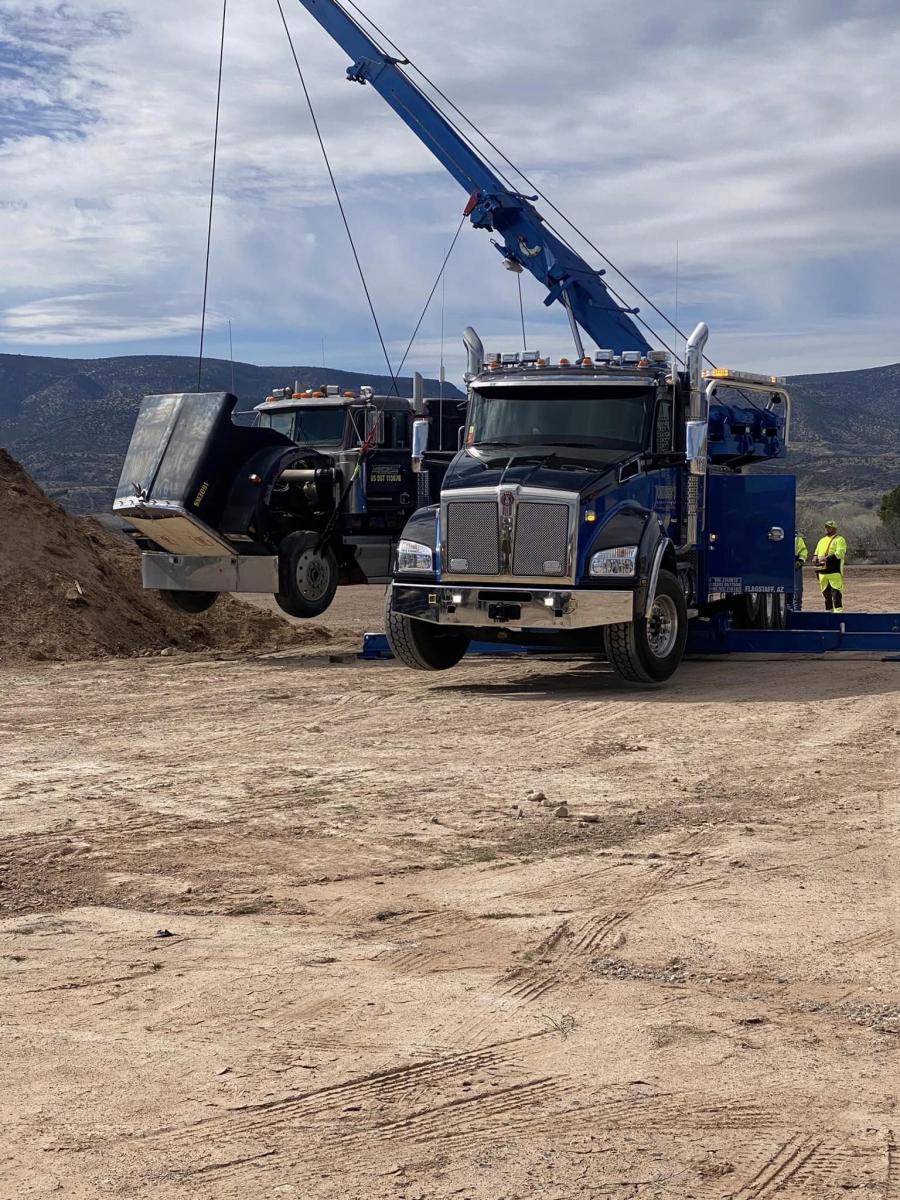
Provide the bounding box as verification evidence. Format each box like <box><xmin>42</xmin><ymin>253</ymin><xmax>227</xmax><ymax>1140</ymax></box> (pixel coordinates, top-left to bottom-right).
<box><xmin>385</xmin><ymin>325</ymin><xmax>794</xmax><ymax>684</ymax></box>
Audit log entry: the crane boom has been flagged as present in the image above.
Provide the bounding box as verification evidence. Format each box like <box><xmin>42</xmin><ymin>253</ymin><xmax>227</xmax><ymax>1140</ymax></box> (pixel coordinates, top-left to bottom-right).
<box><xmin>292</xmin><ymin>0</ymin><xmax>651</xmax><ymax>354</ymax></box>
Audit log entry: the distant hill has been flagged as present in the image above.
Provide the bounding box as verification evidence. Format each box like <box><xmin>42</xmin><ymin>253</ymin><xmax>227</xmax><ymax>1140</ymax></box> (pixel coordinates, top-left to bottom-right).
<box><xmin>0</xmin><ymin>353</ymin><xmax>463</xmax><ymax>514</ymax></box>
<box><xmin>778</xmin><ymin>362</ymin><xmax>900</xmax><ymax>502</ymax></box>
<box><xmin>0</xmin><ymin>352</ymin><xmax>897</xmax><ymax>514</ymax></box>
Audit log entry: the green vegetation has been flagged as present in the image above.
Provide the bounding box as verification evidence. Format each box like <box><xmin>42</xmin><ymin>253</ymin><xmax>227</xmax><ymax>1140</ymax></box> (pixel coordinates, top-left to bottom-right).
<box><xmin>878</xmin><ymin>484</ymin><xmax>900</xmax><ymax>528</ymax></box>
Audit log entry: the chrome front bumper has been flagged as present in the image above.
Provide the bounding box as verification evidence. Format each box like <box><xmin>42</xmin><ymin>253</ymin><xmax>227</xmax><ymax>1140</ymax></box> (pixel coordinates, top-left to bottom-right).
<box><xmin>142</xmin><ymin>552</ymin><xmax>279</xmax><ymax>593</ymax></box>
<box><xmin>390</xmin><ymin>582</ymin><xmax>634</xmax><ymax>631</ymax></box>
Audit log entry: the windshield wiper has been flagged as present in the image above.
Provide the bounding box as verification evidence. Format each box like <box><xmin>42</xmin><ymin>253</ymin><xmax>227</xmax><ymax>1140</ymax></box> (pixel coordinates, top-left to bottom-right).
<box><xmin>472</xmin><ymin>439</ymin><xmax>521</xmax><ymax>448</ymax></box>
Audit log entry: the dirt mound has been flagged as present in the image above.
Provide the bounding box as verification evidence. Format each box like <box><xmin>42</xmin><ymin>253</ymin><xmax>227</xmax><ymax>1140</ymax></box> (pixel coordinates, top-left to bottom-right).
<box><xmin>0</xmin><ymin>449</ymin><xmax>332</xmax><ymax>663</ymax></box>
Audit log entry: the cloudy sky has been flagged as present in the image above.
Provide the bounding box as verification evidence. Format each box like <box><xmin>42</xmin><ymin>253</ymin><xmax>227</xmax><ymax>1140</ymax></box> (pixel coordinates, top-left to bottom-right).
<box><xmin>2</xmin><ymin>0</ymin><xmax>899</xmax><ymax>384</ymax></box>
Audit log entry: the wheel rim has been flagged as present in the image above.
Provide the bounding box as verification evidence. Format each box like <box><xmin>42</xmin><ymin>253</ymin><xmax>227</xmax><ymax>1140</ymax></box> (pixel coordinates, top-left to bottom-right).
<box><xmin>647</xmin><ymin>594</ymin><xmax>679</xmax><ymax>659</ymax></box>
<box><xmin>295</xmin><ymin>549</ymin><xmax>330</xmax><ymax>602</ymax></box>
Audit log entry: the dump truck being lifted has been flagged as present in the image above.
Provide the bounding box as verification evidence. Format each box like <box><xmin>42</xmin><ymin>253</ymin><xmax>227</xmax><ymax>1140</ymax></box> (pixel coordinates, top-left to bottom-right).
<box><xmin>113</xmin><ymin>380</ymin><xmax>464</xmax><ymax>617</ymax></box>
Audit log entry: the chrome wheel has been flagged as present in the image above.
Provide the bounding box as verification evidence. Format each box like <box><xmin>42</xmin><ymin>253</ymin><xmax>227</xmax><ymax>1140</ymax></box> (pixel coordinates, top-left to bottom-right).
<box><xmin>647</xmin><ymin>593</ymin><xmax>678</xmax><ymax>659</ymax></box>
<box><xmin>295</xmin><ymin>549</ymin><xmax>330</xmax><ymax>603</ymax></box>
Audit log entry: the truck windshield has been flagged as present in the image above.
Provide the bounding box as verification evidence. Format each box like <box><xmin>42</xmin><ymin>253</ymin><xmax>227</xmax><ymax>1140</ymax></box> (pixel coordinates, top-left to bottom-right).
<box><xmin>468</xmin><ymin>385</ymin><xmax>651</xmax><ymax>451</ymax></box>
<box><xmin>258</xmin><ymin>407</ymin><xmax>345</xmax><ymax>447</ymax></box>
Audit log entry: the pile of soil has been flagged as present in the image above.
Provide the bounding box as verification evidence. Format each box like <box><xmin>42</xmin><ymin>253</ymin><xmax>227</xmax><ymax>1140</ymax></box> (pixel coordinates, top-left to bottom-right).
<box><xmin>0</xmin><ymin>450</ymin><xmax>332</xmax><ymax>663</ymax></box>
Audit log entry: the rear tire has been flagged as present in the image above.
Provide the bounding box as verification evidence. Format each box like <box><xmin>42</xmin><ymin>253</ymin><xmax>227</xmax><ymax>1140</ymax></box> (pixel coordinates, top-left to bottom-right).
<box><xmin>275</xmin><ymin>531</ymin><xmax>339</xmax><ymax>619</ymax></box>
<box><xmin>384</xmin><ymin>592</ymin><xmax>470</xmax><ymax>671</ymax></box>
<box><xmin>761</xmin><ymin>592</ymin><xmax>776</xmax><ymax>629</ymax></box>
<box><xmin>731</xmin><ymin>593</ymin><xmax>763</xmax><ymax>629</ymax></box>
<box><xmin>772</xmin><ymin>593</ymin><xmax>788</xmax><ymax>630</ymax></box>
<box><xmin>159</xmin><ymin>589</ymin><xmax>219</xmax><ymax>614</ymax></box>
<box><xmin>603</xmin><ymin>569</ymin><xmax>687</xmax><ymax>685</ymax></box>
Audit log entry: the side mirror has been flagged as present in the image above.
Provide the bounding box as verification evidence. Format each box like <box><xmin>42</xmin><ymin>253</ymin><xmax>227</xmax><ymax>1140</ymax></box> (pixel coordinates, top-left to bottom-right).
<box><xmin>685</xmin><ymin>418</ymin><xmax>708</xmax><ymax>475</ymax></box>
<box><xmin>458</xmin><ymin>424</ymin><xmax>466</xmax><ymax>450</ymax></box>
<box><xmin>411</xmin><ymin>417</ymin><xmax>429</xmax><ymax>474</ymax></box>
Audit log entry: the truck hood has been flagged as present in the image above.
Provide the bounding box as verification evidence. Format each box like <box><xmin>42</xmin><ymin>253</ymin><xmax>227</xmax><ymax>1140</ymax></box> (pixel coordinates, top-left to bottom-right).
<box><xmin>442</xmin><ymin>445</ymin><xmax>629</xmax><ymax>498</ymax></box>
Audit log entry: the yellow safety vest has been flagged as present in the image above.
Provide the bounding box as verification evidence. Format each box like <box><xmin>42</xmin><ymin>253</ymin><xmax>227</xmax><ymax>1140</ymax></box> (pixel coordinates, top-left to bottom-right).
<box><xmin>815</xmin><ymin>534</ymin><xmax>846</xmax><ymax>571</ymax></box>
<box><xmin>795</xmin><ymin>534</ymin><xmax>808</xmax><ymax>565</ymax></box>
<box><xmin>814</xmin><ymin>535</ymin><xmax>846</xmax><ymax>595</ymax></box>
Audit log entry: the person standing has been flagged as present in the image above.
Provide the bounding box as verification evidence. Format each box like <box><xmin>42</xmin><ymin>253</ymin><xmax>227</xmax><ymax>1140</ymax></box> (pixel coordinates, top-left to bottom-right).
<box><xmin>792</xmin><ymin>531</ymin><xmax>808</xmax><ymax>612</ymax></box>
<box><xmin>812</xmin><ymin>519</ymin><xmax>847</xmax><ymax>613</ymax></box>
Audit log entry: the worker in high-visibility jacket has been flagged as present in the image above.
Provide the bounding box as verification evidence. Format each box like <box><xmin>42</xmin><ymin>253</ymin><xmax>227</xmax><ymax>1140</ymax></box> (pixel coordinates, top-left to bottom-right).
<box><xmin>792</xmin><ymin>531</ymin><xmax>808</xmax><ymax>612</ymax></box>
<box><xmin>812</xmin><ymin>519</ymin><xmax>847</xmax><ymax>612</ymax></box>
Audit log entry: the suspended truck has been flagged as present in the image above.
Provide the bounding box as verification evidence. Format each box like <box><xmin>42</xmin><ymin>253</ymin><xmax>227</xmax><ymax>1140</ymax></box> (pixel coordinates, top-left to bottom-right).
<box><xmin>114</xmin><ymin>379</ymin><xmax>464</xmax><ymax>617</ymax></box>
<box><xmin>291</xmin><ymin>0</ymin><xmax>795</xmax><ymax>682</ymax></box>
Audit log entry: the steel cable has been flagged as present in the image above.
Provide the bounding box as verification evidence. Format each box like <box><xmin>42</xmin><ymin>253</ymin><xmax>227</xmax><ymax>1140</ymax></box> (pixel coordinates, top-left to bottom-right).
<box><xmin>275</xmin><ymin>0</ymin><xmax>400</xmax><ymax>394</ymax></box>
<box><xmin>396</xmin><ymin>212</ymin><xmax>466</xmax><ymax>378</ymax></box>
<box><xmin>197</xmin><ymin>0</ymin><xmax>228</xmax><ymax>391</ymax></box>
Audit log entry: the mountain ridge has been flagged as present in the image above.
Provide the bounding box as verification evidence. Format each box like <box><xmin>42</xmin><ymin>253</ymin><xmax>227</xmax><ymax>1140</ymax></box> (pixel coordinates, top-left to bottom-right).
<box><xmin>0</xmin><ymin>353</ymin><xmax>463</xmax><ymax>513</ymax></box>
<box><xmin>0</xmin><ymin>351</ymin><xmax>897</xmax><ymax>513</ymax></box>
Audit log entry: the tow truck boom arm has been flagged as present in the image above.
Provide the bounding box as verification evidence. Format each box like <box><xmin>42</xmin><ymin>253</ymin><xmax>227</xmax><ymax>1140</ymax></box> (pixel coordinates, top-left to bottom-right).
<box><xmin>292</xmin><ymin>0</ymin><xmax>650</xmax><ymax>354</ymax></box>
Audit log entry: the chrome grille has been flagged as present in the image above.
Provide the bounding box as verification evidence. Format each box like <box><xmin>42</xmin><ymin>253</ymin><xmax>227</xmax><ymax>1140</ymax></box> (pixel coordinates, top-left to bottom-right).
<box><xmin>445</xmin><ymin>501</ymin><xmax>499</xmax><ymax>575</ymax></box>
<box><xmin>512</xmin><ymin>502</ymin><xmax>569</xmax><ymax>576</ymax></box>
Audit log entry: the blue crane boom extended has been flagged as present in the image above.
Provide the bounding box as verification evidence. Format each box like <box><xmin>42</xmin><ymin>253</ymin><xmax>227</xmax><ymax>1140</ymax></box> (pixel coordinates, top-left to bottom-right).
<box><xmin>292</xmin><ymin>0</ymin><xmax>651</xmax><ymax>355</ymax></box>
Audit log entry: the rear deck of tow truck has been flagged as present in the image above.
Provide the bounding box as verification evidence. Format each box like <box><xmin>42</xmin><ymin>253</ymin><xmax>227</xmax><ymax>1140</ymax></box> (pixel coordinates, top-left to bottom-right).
<box><xmin>361</xmin><ymin>608</ymin><xmax>900</xmax><ymax>661</ymax></box>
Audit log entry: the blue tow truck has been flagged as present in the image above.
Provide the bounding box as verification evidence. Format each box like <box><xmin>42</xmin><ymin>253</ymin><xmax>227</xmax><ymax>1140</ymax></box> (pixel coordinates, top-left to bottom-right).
<box><xmin>244</xmin><ymin>1</ymin><xmax>900</xmax><ymax>679</ymax></box>
<box><xmin>291</xmin><ymin>0</ymin><xmax>833</xmax><ymax>683</ymax></box>
<box><xmin>384</xmin><ymin>327</ymin><xmax>798</xmax><ymax>683</ymax></box>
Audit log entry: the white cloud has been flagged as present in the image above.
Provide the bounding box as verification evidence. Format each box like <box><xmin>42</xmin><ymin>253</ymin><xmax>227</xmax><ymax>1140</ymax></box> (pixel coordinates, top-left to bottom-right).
<box><xmin>1</xmin><ymin>0</ymin><xmax>899</xmax><ymax>382</ymax></box>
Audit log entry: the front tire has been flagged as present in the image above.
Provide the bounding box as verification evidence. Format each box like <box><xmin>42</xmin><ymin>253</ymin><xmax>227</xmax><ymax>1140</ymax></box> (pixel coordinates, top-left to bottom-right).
<box><xmin>385</xmin><ymin>593</ymin><xmax>470</xmax><ymax>671</ymax></box>
<box><xmin>159</xmin><ymin>589</ymin><xmax>219</xmax><ymax>614</ymax></box>
<box><xmin>603</xmin><ymin>569</ymin><xmax>687</xmax><ymax>685</ymax></box>
<box><xmin>275</xmin><ymin>531</ymin><xmax>339</xmax><ymax>618</ymax></box>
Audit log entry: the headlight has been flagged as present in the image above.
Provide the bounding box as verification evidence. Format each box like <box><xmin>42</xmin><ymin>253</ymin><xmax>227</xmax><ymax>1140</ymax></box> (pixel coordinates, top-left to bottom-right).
<box><xmin>396</xmin><ymin>538</ymin><xmax>433</xmax><ymax>573</ymax></box>
<box><xmin>590</xmin><ymin>545</ymin><xmax>638</xmax><ymax>577</ymax></box>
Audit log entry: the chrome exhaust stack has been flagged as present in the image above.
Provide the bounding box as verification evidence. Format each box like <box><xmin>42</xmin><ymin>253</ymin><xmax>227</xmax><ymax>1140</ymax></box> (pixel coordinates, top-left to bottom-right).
<box><xmin>685</xmin><ymin>321</ymin><xmax>709</xmax><ymax>423</ymax></box>
<box><xmin>683</xmin><ymin>321</ymin><xmax>710</xmax><ymax>549</ymax></box>
<box><xmin>463</xmin><ymin>326</ymin><xmax>484</xmax><ymax>382</ymax></box>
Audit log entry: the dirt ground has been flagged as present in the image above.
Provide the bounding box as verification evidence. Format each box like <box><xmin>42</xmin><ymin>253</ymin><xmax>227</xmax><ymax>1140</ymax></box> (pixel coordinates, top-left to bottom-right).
<box><xmin>2</xmin><ymin>570</ymin><xmax>899</xmax><ymax>1199</ymax></box>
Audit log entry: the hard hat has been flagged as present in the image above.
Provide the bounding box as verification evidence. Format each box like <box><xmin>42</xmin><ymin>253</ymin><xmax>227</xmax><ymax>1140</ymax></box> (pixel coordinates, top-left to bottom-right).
<box><xmin>824</xmin><ymin>518</ymin><xmax>837</xmax><ymax>529</ymax></box>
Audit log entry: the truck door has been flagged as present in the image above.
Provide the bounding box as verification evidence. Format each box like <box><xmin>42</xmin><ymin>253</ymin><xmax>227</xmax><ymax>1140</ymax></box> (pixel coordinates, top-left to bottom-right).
<box><xmin>648</xmin><ymin>394</ymin><xmax>680</xmax><ymax>543</ymax></box>
<box><xmin>365</xmin><ymin>409</ymin><xmax>416</xmax><ymax>531</ymax></box>
<box><xmin>705</xmin><ymin>474</ymin><xmax>796</xmax><ymax>597</ymax></box>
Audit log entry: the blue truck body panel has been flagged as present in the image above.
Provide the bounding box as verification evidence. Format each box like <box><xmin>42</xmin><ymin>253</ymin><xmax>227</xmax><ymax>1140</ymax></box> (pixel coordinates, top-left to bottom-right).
<box><xmin>703</xmin><ymin>473</ymin><xmax>796</xmax><ymax>600</ymax></box>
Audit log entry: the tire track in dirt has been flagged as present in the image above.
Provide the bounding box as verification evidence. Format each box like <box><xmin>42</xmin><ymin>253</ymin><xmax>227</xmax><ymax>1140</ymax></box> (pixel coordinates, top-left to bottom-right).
<box><xmin>338</xmin><ymin>1076</ymin><xmax>564</xmax><ymax>1146</ymax></box>
<box><xmin>540</xmin><ymin>697</ymin><xmax>659</xmax><ymax>743</ymax></box>
<box><xmin>582</xmin><ymin>1093</ymin><xmax>779</xmax><ymax>1133</ymax></box>
<box><xmin>837</xmin><ymin>927</ymin><xmax>898</xmax><ymax>954</ymax></box>
<box><xmin>149</xmin><ymin>1036</ymin><xmax>565</xmax><ymax>1187</ymax></box>
<box><xmin>457</xmin><ymin>865</ymin><xmax>711</xmax><ymax>1048</ymax></box>
<box><xmin>730</xmin><ymin>1133</ymin><xmax>824</xmax><ymax>1198</ymax></box>
<box><xmin>887</xmin><ymin>1130</ymin><xmax>900</xmax><ymax>1199</ymax></box>
<box><xmin>183</xmin><ymin>1080</ymin><xmax>568</xmax><ymax>1186</ymax></box>
<box><xmin>147</xmin><ymin>1038</ymin><xmax>541</xmax><ymax>1150</ymax></box>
